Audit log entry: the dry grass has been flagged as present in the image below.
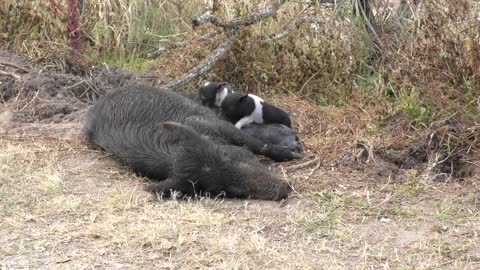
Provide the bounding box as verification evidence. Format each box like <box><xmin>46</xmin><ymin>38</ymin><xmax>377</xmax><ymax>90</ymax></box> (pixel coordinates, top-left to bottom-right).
<box><xmin>1</xmin><ymin>128</ymin><xmax>479</xmax><ymax>269</ymax></box>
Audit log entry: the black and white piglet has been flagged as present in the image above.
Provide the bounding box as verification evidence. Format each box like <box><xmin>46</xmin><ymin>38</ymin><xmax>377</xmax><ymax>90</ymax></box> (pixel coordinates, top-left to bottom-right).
<box><xmin>198</xmin><ymin>81</ymin><xmax>235</xmax><ymax>110</ymax></box>
<box><xmin>221</xmin><ymin>93</ymin><xmax>292</xmax><ymax>129</ymax></box>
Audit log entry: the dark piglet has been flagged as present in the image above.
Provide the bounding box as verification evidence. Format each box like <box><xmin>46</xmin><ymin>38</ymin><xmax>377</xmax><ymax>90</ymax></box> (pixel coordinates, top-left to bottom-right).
<box><xmin>241</xmin><ymin>123</ymin><xmax>304</xmax><ymax>153</ymax></box>
<box><xmin>221</xmin><ymin>93</ymin><xmax>292</xmax><ymax>129</ymax></box>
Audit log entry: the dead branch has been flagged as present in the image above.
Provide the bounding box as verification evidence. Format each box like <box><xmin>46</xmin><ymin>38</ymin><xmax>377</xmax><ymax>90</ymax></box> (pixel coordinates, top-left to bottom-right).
<box><xmin>0</xmin><ymin>61</ymin><xmax>30</xmax><ymax>73</ymax></box>
<box><xmin>162</xmin><ymin>39</ymin><xmax>234</xmax><ymax>89</ymax></box>
<box><xmin>192</xmin><ymin>0</ymin><xmax>290</xmax><ymax>29</ymax></box>
<box><xmin>161</xmin><ymin>0</ymin><xmax>290</xmax><ymax>89</ymax></box>
<box><xmin>192</xmin><ymin>13</ymin><xmax>226</xmax><ymax>28</ymax></box>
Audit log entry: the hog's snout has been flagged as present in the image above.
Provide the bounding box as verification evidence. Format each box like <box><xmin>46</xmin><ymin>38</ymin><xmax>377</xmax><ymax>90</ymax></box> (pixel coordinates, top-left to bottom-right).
<box><xmin>273</xmin><ymin>182</ymin><xmax>293</xmax><ymax>201</ymax></box>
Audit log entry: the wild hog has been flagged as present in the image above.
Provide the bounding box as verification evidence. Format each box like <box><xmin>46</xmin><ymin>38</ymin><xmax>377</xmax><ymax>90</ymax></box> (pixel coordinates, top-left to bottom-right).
<box><xmin>84</xmin><ymin>85</ymin><xmax>300</xmax><ymax>200</ymax></box>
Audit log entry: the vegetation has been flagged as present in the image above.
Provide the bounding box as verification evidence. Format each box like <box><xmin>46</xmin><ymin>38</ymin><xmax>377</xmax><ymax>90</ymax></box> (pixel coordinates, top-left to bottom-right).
<box><xmin>1</xmin><ymin>1</ymin><xmax>479</xmax><ymax>268</ymax></box>
<box><xmin>2</xmin><ymin>1</ymin><xmax>479</xmax><ymax>116</ymax></box>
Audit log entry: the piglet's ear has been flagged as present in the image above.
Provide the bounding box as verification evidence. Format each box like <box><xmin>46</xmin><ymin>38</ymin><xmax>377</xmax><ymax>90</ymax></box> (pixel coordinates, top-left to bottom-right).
<box><xmin>239</xmin><ymin>95</ymin><xmax>248</xmax><ymax>103</ymax></box>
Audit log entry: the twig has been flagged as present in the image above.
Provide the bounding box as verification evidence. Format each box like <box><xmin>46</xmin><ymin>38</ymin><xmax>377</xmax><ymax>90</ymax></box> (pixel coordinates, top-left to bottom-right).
<box><xmin>354</xmin><ymin>141</ymin><xmax>376</xmax><ymax>163</ymax></box>
<box><xmin>192</xmin><ymin>13</ymin><xmax>226</xmax><ymax>28</ymax></box>
<box><xmin>372</xmin><ymin>193</ymin><xmax>396</xmax><ymax>208</ymax></box>
<box><xmin>146</xmin><ymin>42</ymin><xmax>186</xmax><ymax>59</ymax></box>
<box><xmin>198</xmin><ymin>29</ymin><xmax>224</xmax><ymax>41</ymax></box>
<box><xmin>0</xmin><ymin>70</ymin><xmax>21</xmax><ymax>80</ymax></box>
<box><xmin>19</xmin><ymin>90</ymin><xmax>40</xmax><ymax>112</ymax></box>
<box><xmin>286</xmin><ymin>156</ymin><xmax>320</xmax><ymax>170</ymax></box>
<box><xmin>355</xmin><ymin>0</ymin><xmax>384</xmax><ymax>60</ymax></box>
<box><xmin>14</xmin><ymin>85</ymin><xmax>25</xmax><ymax>102</ymax></box>
<box><xmin>0</xmin><ymin>61</ymin><xmax>29</xmax><ymax>72</ymax></box>
<box><xmin>146</xmin><ymin>32</ymin><xmax>221</xmax><ymax>59</ymax></box>
<box><xmin>64</xmin><ymin>80</ymin><xmax>87</xmax><ymax>90</ymax></box>
<box><xmin>300</xmin><ymin>69</ymin><xmax>322</xmax><ymax>93</ymax></box>
<box><xmin>224</xmin><ymin>0</ymin><xmax>290</xmax><ymax>28</ymax></box>
<box><xmin>265</xmin><ymin>15</ymin><xmax>325</xmax><ymax>43</ymax></box>
<box><xmin>307</xmin><ymin>160</ymin><xmax>322</xmax><ymax>176</ymax></box>
<box><xmin>85</xmin><ymin>80</ymin><xmax>102</xmax><ymax>96</ymax></box>
<box><xmin>69</xmin><ymin>89</ymin><xmax>89</xmax><ymax>103</ymax></box>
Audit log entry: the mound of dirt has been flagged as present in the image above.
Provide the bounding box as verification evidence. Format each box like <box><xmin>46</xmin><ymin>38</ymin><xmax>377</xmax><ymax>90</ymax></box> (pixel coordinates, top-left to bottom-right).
<box><xmin>0</xmin><ymin>49</ymin><xmax>151</xmax><ymax>126</ymax></box>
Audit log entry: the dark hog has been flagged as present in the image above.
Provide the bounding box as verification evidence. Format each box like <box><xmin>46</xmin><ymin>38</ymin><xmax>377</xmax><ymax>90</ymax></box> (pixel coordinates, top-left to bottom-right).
<box><xmin>85</xmin><ymin>85</ymin><xmax>301</xmax><ymax>162</ymax></box>
<box><xmin>241</xmin><ymin>123</ymin><xmax>304</xmax><ymax>153</ymax></box>
<box><xmin>221</xmin><ymin>92</ymin><xmax>292</xmax><ymax>129</ymax></box>
<box><xmin>85</xmin><ymin>85</ymin><xmax>301</xmax><ymax>200</ymax></box>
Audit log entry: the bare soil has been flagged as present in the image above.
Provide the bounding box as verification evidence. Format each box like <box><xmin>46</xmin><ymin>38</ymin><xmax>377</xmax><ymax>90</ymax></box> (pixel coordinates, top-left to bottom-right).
<box><xmin>1</xmin><ymin>49</ymin><xmax>479</xmax><ymax>269</ymax></box>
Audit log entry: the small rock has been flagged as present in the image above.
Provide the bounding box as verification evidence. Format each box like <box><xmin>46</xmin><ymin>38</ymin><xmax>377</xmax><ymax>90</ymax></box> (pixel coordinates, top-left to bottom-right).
<box><xmin>0</xmin><ymin>110</ymin><xmax>13</xmax><ymax>125</ymax></box>
<box><xmin>379</xmin><ymin>216</ymin><xmax>391</xmax><ymax>223</ymax></box>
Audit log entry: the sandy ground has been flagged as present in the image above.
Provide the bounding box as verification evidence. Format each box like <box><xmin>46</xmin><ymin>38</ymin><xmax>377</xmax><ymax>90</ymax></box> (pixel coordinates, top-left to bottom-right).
<box><xmin>1</xmin><ymin>49</ymin><xmax>479</xmax><ymax>269</ymax></box>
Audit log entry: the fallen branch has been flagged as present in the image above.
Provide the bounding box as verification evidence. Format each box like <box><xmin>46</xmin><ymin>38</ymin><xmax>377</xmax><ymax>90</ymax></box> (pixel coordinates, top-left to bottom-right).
<box><xmin>161</xmin><ymin>0</ymin><xmax>290</xmax><ymax>88</ymax></box>
<box><xmin>193</xmin><ymin>0</ymin><xmax>289</xmax><ymax>29</ymax></box>
<box><xmin>0</xmin><ymin>61</ymin><xmax>30</xmax><ymax>73</ymax></box>
<box><xmin>162</xmin><ymin>39</ymin><xmax>234</xmax><ymax>89</ymax></box>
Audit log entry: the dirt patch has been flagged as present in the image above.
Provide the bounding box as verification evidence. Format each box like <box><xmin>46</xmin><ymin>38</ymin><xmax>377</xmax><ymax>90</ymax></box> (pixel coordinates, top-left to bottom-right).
<box><xmin>376</xmin><ymin>117</ymin><xmax>480</xmax><ymax>183</ymax></box>
<box><xmin>0</xmin><ymin>49</ymin><xmax>150</xmax><ymax>126</ymax></box>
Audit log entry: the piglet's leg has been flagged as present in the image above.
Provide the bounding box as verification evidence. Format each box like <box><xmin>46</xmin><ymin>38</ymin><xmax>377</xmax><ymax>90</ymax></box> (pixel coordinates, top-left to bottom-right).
<box><xmin>235</xmin><ymin>117</ymin><xmax>254</xmax><ymax>129</ymax></box>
